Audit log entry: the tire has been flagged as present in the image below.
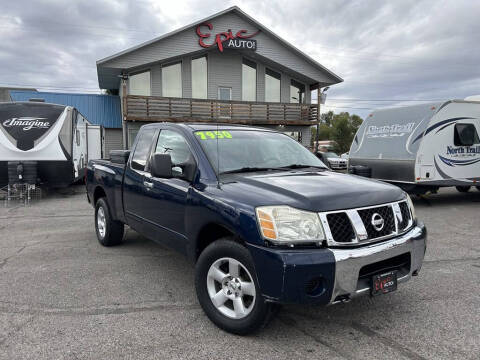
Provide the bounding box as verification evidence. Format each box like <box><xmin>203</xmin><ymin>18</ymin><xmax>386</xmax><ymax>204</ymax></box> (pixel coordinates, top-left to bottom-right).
<box><xmin>195</xmin><ymin>238</ymin><xmax>275</xmax><ymax>335</ymax></box>
<box><xmin>95</xmin><ymin>198</ymin><xmax>124</xmax><ymax>246</ymax></box>
<box><xmin>476</xmin><ymin>186</ymin><xmax>480</xmax><ymax>192</ymax></box>
<box><xmin>455</xmin><ymin>186</ymin><xmax>471</xmax><ymax>193</ymax></box>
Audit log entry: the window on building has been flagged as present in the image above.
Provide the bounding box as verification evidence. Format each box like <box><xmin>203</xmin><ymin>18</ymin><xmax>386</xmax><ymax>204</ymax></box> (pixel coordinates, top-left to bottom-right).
<box><xmin>218</xmin><ymin>87</ymin><xmax>232</xmax><ymax>118</ymax></box>
<box><xmin>218</xmin><ymin>87</ymin><xmax>232</xmax><ymax>100</ymax></box>
<box><xmin>191</xmin><ymin>56</ymin><xmax>207</xmax><ymax>99</ymax></box>
<box><xmin>454</xmin><ymin>123</ymin><xmax>480</xmax><ymax>146</ymax></box>
<box><xmin>162</xmin><ymin>62</ymin><xmax>182</xmax><ymax>98</ymax></box>
<box><xmin>242</xmin><ymin>59</ymin><xmax>256</xmax><ymax>101</ymax></box>
<box><xmin>290</xmin><ymin>80</ymin><xmax>305</xmax><ymax>103</ymax></box>
<box><xmin>283</xmin><ymin>131</ymin><xmax>302</xmax><ymax>143</ymax></box>
<box><xmin>130</xmin><ymin>128</ymin><xmax>156</xmax><ymax>171</ymax></box>
<box><xmin>265</xmin><ymin>68</ymin><xmax>281</xmax><ymax>102</ymax></box>
<box><xmin>129</xmin><ymin>71</ymin><xmax>151</xmax><ymax>96</ymax></box>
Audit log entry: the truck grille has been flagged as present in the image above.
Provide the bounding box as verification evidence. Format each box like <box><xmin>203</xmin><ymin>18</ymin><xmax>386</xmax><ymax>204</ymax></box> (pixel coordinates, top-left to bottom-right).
<box><xmin>358</xmin><ymin>205</ymin><xmax>395</xmax><ymax>239</ymax></box>
<box><xmin>326</xmin><ymin>213</ymin><xmax>356</xmax><ymax>243</ymax></box>
<box><xmin>398</xmin><ymin>202</ymin><xmax>412</xmax><ymax>231</ymax></box>
<box><xmin>320</xmin><ymin>200</ymin><xmax>413</xmax><ymax>247</ymax></box>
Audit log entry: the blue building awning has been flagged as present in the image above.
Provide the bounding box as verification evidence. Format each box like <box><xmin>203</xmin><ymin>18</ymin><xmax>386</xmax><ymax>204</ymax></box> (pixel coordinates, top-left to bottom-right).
<box><xmin>9</xmin><ymin>91</ymin><xmax>122</xmax><ymax>129</ymax></box>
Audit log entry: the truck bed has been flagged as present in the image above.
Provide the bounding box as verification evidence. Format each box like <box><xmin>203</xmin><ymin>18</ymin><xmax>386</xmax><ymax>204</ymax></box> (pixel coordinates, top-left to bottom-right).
<box><xmin>86</xmin><ymin>159</ymin><xmax>127</xmax><ymax>223</ymax></box>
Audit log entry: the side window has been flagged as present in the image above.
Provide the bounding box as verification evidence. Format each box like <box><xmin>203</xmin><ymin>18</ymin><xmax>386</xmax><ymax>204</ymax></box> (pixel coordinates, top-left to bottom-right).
<box><xmin>131</xmin><ymin>129</ymin><xmax>156</xmax><ymax>171</ymax></box>
<box><xmin>155</xmin><ymin>130</ymin><xmax>192</xmax><ymax>176</ymax></box>
<box><xmin>454</xmin><ymin>123</ymin><xmax>480</xmax><ymax>146</ymax></box>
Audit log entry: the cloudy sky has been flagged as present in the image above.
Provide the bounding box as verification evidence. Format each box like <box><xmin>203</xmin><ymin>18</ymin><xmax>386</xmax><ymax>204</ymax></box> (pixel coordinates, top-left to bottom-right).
<box><xmin>1</xmin><ymin>0</ymin><xmax>479</xmax><ymax>118</ymax></box>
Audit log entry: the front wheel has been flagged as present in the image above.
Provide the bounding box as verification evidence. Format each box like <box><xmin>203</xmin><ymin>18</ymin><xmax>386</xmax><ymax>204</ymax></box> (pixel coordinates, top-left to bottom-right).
<box><xmin>195</xmin><ymin>239</ymin><xmax>275</xmax><ymax>335</ymax></box>
<box><xmin>95</xmin><ymin>198</ymin><xmax>124</xmax><ymax>246</ymax></box>
<box><xmin>455</xmin><ymin>186</ymin><xmax>471</xmax><ymax>193</ymax></box>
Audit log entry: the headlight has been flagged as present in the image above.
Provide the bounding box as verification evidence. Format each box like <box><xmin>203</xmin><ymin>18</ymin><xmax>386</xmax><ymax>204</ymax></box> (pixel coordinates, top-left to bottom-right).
<box><xmin>255</xmin><ymin>206</ymin><xmax>325</xmax><ymax>245</ymax></box>
<box><xmin>406</xmin><ymin>194</ymin><xmax>416</xmax><ymax>220</ymax></box>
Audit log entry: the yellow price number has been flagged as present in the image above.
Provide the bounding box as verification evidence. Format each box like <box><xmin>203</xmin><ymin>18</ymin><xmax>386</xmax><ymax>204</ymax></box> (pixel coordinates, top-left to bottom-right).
<box><xmin>195</xmin><ymin>131</ymin><xmax>232</xmax><ymax>140</ymax></box>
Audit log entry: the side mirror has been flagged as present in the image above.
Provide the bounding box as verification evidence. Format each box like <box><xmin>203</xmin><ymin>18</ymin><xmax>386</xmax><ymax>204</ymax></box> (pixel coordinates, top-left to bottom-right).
<box><xmin>150</xmin><ymin>153</ymin><xmax>172</xmax><ymax>178</ymax></box>
<box><xmin>181</xmin><ymin>155</ymin><xmax>197</xmax><ymax>183</ymax></box>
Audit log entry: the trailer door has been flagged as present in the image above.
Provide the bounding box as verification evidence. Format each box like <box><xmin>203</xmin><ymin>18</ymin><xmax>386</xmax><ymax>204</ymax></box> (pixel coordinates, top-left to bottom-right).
<box><xmin>87</xmin><ymin>125</ymin><xmax>103</xmax><ymax>160</ymax></box>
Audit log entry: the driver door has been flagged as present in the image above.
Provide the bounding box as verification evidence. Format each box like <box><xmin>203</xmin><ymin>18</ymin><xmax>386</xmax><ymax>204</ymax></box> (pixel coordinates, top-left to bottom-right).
<box><xmin>141</xmin><ymin>129</ymin><xmax>195</xmax><ymax>254</ymax></box>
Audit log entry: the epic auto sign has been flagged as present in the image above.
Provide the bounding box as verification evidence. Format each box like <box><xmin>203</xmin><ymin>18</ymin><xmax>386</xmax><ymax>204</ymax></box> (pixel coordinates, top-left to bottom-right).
<box><xmin>196</xmin><ymin>22</ymin><xmax>259</xmax><ymax>52</ymax></box>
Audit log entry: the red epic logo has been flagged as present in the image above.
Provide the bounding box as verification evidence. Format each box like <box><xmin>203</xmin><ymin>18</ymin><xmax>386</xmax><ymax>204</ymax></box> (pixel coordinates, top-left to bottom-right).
<box><xmin>196</xmin><ymin>22</ymin><xmax>260</xmax><ymax>52</ymax></box>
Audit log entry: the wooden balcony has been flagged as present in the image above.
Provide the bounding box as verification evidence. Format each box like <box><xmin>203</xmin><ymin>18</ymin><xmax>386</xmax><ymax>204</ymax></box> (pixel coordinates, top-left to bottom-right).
<box><xmin>124</xmin><ymin>95</ymin><xmax>318</xmax><ymax>125</ymax></box>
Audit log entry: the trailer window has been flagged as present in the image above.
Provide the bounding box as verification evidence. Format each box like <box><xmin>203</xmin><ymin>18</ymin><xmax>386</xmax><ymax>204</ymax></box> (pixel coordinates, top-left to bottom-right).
<box><xmin>454</xmin><ymin>123</ymin><xmax>479</xmax><ymax>146</ymax></box>
<box><xmin>131</xmin><ymin>129</ymin><xmax>156</xmax><ymax>171</ymax></box>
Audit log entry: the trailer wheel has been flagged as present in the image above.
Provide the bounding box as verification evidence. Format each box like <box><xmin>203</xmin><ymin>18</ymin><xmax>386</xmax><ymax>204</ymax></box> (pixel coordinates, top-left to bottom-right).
<box><xmin>95</xmin><ymin>198</ymin><xmax>124</xmax><ymax>246</ymax></box>
<box><xmin>455</xmin><ymin>186</ymin><xmax>471</xmax><ymax>193</ymax></box>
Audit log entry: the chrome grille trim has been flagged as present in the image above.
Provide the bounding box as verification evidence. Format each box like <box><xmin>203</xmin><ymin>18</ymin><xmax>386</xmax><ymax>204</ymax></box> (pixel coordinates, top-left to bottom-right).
<box><xmin>320</xmin><ymin>200</ymin><xmax>413</xmax><ymax>247</ymax></box>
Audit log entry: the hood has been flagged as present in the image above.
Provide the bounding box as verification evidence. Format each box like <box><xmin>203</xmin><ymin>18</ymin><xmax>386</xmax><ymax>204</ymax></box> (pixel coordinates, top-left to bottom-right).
<box><xmin>220</xmin><ymin>170</ymin><xmax>405</xmax><ymax>212</ymax></box>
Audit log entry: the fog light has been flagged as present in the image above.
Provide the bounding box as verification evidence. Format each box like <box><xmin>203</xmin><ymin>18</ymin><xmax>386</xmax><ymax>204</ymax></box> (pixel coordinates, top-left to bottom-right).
<box><xmin>305</xmin><ymin>276</ymin><xmax>325</xmax><ymax>297</ymax></box>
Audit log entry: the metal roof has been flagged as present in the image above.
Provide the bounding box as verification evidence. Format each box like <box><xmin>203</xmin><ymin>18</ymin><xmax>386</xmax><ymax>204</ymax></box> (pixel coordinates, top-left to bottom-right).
<box><xmin>8</xmin><ymin>90</ymin><xmax>122</xmax><ymax>128</ymax></box>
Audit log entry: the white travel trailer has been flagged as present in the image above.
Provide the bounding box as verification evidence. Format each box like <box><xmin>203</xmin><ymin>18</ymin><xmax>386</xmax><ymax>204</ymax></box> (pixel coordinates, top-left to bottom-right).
<box><xmin>348</xmin><ymin>99</ymin><xmax>480</xmax><ymax>194</ymax></box>
<box><xmin>0</xmin><ymin>101</ymin><xmax>103</xmax><ymax>187</ymax></box>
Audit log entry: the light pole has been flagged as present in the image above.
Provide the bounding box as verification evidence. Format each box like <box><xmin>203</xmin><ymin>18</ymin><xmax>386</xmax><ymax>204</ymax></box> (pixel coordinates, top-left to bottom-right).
<box><xmin>315</xmin><ymin>86</ymin><xmax>329</xmax><ymax>153</ymax></box>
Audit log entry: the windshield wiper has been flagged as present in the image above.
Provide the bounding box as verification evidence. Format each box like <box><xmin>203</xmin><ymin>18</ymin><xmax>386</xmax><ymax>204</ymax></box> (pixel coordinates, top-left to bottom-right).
<box><xmin>220</xmin><ymin>165</ymin><xmax>326</xmax><ymax>174</ymax></box>
<box><xmin>278</xmin><ymin>164</ymin><xmax>327</xmax><ymax>170</ymax></box>
<box><xmin>220</xmin><ymin>167</ymin><xmax>283</xmax><ymax>174</ymax></box>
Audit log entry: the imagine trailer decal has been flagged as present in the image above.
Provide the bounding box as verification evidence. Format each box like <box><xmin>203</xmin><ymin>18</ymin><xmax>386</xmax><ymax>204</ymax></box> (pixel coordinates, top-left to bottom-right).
<box><xmin>0</xmin><ymin>103</ymin><xmax>64</xmax><ymax>151</ymax></box>
<box><xmin>366</xmin><ymin>122</ymin><xmax>415</xmax><ymax>138</ymax></box>
<box><xmin>2</xmin><ymin>117</ymin><xmax>50</xmax><ymax>131</ymax></box>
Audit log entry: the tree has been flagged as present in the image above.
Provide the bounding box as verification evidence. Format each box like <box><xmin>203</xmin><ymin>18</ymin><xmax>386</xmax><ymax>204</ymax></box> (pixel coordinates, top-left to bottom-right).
<box><xmin>311</xmin><ymin>111</ymin><xmax>363</xmax><ymax>153</ymax></box>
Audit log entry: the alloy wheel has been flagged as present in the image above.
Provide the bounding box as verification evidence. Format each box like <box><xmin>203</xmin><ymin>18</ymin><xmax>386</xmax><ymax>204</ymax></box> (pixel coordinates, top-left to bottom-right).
<box><xmin>206</xmin><ymin>257</ymin><xmax>256</xmax><ymax>319</ymax></box>
<box><xmin>97</xmin><ymin>206</ymin><xmax>106</xmax><ymax>238</ymax></box>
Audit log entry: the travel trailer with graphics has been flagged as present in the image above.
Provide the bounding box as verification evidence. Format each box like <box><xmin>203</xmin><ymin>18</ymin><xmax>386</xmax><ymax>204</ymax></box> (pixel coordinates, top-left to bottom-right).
<box><xmin>0</xmin><ymin>101</ymin><xmax>103</xmax><ymax>187</ymax></box>
<box><xmin>348</xmin><ymin>99</ymin><xmax>480</xmax><ymax>193</ymax></box>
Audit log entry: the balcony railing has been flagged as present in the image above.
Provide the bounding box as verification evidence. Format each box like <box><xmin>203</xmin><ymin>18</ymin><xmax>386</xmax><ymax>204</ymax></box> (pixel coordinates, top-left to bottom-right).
<box><xmin>124</xmin><ymin>95</ymin><xmax>318</xmax><ymax>125</ymax></box>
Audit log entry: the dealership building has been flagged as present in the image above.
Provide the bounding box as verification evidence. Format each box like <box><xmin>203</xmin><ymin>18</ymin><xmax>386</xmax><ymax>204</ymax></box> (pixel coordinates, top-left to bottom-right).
<box><xmin>96</xmin><ymin>6</ymin><xmax>343</xmax><ymax>149</ymax></box>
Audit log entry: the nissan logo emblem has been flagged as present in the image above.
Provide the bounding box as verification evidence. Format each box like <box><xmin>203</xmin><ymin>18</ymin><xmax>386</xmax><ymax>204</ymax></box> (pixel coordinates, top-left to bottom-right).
<box><xmin>371</xmin><ymin>213</ymin><xmax>385</xmax><ymax>231</ymax></box>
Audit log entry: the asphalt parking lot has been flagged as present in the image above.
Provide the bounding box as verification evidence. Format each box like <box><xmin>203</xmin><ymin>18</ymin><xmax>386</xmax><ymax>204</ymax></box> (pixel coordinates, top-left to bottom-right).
<box><xmin>0</xmin><ymin>186</ymin><xmax>479</xmax><ymax>359</ymax></box>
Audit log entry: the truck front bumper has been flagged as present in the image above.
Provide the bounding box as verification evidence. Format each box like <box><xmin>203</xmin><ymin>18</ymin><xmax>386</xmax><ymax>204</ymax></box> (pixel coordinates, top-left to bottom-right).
<box><xmin>247</xmin><ymin>222</ymin><xmax>426</xmax><ymax>305</ymax></box>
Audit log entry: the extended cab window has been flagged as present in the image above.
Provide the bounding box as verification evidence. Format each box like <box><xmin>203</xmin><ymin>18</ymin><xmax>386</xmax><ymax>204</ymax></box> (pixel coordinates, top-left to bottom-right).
<box><xmin>454</xmin><ymin>123</ymin><xmax>480</xmax><ymax>146</ymax></box>
<box><xmin>131</xmin><ymin>128</ymin><xmax>156</xmax><ymax>171</ymax></box>
<box><xmin>155</xmin><ymin>130</ymin><xmax>192</xmax><ymax>176</ymax></box>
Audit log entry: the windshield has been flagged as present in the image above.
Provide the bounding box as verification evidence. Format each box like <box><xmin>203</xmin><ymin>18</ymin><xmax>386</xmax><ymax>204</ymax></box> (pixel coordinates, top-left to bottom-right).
<box><xmin>323</xmin><ymin>152</ymin><xmax>339</xmax><ymax>158</ymax></box>
<box><xmin>194</xmin><ymin>129</ymin><xmax>327</xmax><ymax>174</ymax></box>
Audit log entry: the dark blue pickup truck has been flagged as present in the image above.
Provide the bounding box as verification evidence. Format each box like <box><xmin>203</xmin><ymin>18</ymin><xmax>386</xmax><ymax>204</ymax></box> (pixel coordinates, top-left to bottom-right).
<box><xmin>86</xmin><ymin>123</ymin><xmax>426</xmax><ymax>334</ymax></box>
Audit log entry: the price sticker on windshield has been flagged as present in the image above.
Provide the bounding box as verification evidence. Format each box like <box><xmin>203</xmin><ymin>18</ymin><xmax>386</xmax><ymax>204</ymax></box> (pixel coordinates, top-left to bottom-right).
<box><xmin>195</xmin><ymin>131</ymin><xmax>233</xmax><ymax>140</ymax></box>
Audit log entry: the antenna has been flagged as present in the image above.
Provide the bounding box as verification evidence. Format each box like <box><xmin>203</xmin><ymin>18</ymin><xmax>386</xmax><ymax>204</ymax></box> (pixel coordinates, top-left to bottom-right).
<box><xmin>216</xmin><ymin>121</ymin><xmax>221</xmax><ymax>189</ymax></box>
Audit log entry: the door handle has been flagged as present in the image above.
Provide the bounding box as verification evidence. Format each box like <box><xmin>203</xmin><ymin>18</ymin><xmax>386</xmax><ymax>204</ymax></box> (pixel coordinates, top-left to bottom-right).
<box><xmin>143</xmin><ymin>181</ymin><xmax>154</xmax><ymax>189</ymax></box>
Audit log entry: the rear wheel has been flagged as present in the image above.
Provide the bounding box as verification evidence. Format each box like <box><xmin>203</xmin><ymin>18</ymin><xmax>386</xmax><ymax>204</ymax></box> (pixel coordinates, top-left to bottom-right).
<box><xmin>455</xmin><ymin>186</ymin><xmax>471</xmax><ymax>193</ymax></box>
<box><xmin>95</xmin><ymin>198</ymin><xmax>124</xmax><ymax>246</ymax></box>
<box><xmin>195</xmin><ymin>239</ymin><xmax>275</xmax><ymax>335</ymax></box>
